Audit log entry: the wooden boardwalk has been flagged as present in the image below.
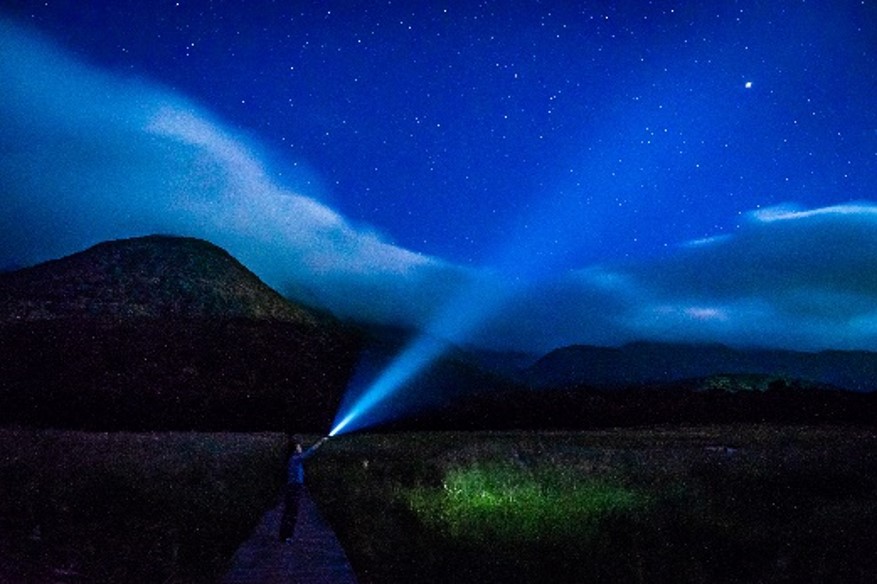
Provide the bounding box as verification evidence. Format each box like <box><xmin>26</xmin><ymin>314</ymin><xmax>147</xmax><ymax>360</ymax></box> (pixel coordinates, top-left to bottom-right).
<box><xmin>220</xmin><ymin>488</ymin><xmax>358</xmax><ymax>584</ymax></box>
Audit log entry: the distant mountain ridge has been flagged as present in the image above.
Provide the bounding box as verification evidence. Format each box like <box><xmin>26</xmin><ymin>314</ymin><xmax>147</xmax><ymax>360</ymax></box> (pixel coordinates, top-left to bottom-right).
<box><xmin>525</xmin><ymin>341</ymin><xmax>877</xmax><ymax>393</ymax></box>
<box><xmin>0</xmin><ymin>235</ymin><xmax>314</xmax><ymax>324</ymax></box>
<box><xmin>1</xmin><ymin>235</ymin><xmax>874</xmax><ymax>432</ymax></box>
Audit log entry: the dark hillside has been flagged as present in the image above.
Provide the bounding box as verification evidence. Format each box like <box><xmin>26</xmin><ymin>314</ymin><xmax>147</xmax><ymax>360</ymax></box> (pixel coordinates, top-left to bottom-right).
<box><xmin>0</xmin><ymin>235</ymin><xmax>315</xmax><ymax>324</ymax></box>
<box><xmin>0</xmin><ymin>236</ymin><xmax>359</xmax><ymax>431</ymax></box>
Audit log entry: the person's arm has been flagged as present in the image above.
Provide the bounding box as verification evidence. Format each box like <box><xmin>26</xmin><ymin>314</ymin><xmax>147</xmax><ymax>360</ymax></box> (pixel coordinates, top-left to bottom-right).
<box><xmin>300</xmin><ymin>436</ymin><xmax>329</xmax><ymax>460</ymax></box>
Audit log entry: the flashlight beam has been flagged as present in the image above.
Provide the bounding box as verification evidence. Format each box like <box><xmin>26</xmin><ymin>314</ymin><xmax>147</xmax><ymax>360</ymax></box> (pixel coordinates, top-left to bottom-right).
<box><xmin>330</xmin><ymin>334</ymin><xmax>450</xmax><ymax>435</ymax></box>
<box><xmin>330</xmin><ymin>193</ymin><xmax>591</xmax><ymax>435</ymax></box>
<box><xmin>329</xmin><ymin>413</ymin><xmax>354</xmax><ymax>436</ymax></box>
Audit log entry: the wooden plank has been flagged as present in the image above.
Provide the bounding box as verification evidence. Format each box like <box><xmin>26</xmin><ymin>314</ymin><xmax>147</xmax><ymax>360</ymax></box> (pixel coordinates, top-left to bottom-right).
<box><xmin>221</xmin><ymin>488</ymin><xmax>357</xmax><ymax>584</ymax></box>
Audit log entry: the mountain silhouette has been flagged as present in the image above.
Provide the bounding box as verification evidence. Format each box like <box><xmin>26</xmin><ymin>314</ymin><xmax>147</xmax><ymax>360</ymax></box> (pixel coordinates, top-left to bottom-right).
<box><xmin>2</xmin><ymin>235</ymin><xmax>874</xmax><ymax>432</ymax></box>
<box><xmin>0</xmin><ymin>235</ymin><xmax>358</xmax><ymax>430</ymax></box>
<box><xmin>0</xmin><ymin>235</ymin><xmax>315</xmax><ymax>324</ymax></box>
<box><xmin>523</xmin><ymin>341</ymin><xmax>877</xmax><ymax>393</ymax></box>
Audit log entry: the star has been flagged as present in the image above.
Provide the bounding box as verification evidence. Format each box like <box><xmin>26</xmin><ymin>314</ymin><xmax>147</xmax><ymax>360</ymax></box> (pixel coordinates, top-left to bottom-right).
<box><xmin>744</xmin><ymin>81</ymin><xmax>753</xmax><ymax>89</ymax></box>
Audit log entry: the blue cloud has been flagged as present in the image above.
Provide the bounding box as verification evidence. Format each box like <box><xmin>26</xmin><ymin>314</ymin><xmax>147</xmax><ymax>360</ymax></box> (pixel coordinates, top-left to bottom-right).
<box><xmin>3</xmin><ymin>18</ymin><xmax>875</xmax><ymax>354</ymax></box>
<box><xmin>0</xmin><ymin>18</ymin><xmax>464</xmax><ymax>328</ymax></box>
<box><xmin>493</xmin><ymin>204</ymin><xmax>877</xmax><ymax>352</ymax></box>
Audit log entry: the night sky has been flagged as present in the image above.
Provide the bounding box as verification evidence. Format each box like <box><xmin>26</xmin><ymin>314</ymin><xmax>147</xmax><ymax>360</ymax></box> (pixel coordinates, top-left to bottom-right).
<box><xmin>1</xmin><ymin>1</ymin><xmax>876</xmax><ymax>353</ymax></box>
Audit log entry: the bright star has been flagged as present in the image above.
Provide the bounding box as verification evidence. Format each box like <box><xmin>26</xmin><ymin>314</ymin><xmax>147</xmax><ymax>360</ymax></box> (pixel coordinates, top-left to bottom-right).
<box><xmin>744</xmin><ymin>81</ymin><xmax>753</xmax><ymax>89</ymax></box>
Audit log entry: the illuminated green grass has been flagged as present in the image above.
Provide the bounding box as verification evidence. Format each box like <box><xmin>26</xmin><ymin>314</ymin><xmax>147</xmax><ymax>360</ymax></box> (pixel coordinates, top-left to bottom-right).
<box><xmin>407</xmin><ymin>462</ymin><xmax>649</xmax><ymax>544</ymax></box>
<box><xmin>308</xmin><ymin>429</ymin><xmax>877</xmax><ymax>584</ymax></box>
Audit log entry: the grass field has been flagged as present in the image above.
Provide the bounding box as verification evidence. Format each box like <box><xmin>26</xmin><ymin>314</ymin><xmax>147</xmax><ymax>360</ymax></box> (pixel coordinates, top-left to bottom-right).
<box><xmin>0</xmin><ymin>429</ymin><xmax>289</xmax><ymax>583</ymax></box>
<box><xmin>1</xmin><ymin>425</ymin><xmax>875</xmax><ymax>583</ymax></box>
<box><xmin>307</xmin><ymin>426</ymin><xmax>877</xmax><ymax>584</ymax></box>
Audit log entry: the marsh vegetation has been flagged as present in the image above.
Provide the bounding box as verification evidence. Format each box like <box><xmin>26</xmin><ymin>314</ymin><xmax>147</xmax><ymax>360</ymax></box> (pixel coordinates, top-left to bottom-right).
<box><xmin>0</xmin><ymin>430</ymin><xmax>288</xmax><ymax>582</ymax></box>
<box><xmin>309</xmin><ymin>426</ymin><xmax>877</xmax><ymax>583</ymax></box>
<box><xmin>1</xmin><ymin>425</ymin><xmax>875</xmax><ymax>583</ymax></box>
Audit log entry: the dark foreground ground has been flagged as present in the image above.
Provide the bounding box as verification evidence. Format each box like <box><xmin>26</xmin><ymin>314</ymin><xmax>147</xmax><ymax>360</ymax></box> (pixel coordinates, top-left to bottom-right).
<box><xmin>0</xmin><ymin>430</ymin><xmax>289</xmax><ymax>583</ymax></box>
<box><xmin>0</xmin><ymin>425</ymin><xmax>875</xmax><ymax>583</ymax></box>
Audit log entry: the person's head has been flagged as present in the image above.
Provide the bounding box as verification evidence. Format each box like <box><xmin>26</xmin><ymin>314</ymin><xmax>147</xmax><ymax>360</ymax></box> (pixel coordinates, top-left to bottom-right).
<box><xmin>287</xmin><ymin>434</ymin><xmax>303</xmax><ymax>455</ymax></box>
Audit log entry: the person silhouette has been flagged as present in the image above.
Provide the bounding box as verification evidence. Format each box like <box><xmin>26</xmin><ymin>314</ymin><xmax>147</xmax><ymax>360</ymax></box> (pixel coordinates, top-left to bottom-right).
<box><xmin>279</xmin><ymin>435</ymin><xmax>329</xmax><ymax>542</ymax></box>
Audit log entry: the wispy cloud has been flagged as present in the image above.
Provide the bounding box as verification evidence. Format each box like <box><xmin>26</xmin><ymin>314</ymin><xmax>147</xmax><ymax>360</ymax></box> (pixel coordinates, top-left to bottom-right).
<box><xmin>2</xmin><ymin>18</ymin><xmax>875</xmax><ymax>353</ymax></box>
<box><xmin>483</xmin><ymin>203</ymin><xmax>877</xmax><ymax>351</ymax></box>
<box><xmin>0</xmin><ymin>18</ymin><xmax>463</xmax><ymax>327</ymax></box>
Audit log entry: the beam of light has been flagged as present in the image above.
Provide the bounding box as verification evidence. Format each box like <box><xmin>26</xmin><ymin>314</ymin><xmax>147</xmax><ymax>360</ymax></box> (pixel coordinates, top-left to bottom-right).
<box><xmin>330</xmin><ymin>188</ymin><xmax>598</xmax><ymax>436</ymax></box>
<box><xmin>330</xmin><ymin>336</ymin><xmax>447</xmax><ymax>435</ymax></box>
<box><xmin>330</xmin><ymin>289</ymin><xmax>496</xmax><ymax>435</ymax></box>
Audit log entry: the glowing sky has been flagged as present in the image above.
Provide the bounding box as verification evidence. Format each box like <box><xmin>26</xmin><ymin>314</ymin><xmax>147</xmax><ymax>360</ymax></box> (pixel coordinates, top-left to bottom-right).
<box><xmin>1</xmin><ymin>1</ymin><xmax>876</xmax><ymax>353</ymax></box>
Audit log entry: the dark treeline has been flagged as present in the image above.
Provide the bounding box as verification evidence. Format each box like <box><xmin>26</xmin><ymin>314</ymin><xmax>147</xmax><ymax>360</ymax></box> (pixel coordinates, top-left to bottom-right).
<box><xmin>0</xmin><ymin>318</ymin><xmax>359</xmax><ymax>431</ymax></box>
<box><xmin>371</xmin><ymin>381</ymin><xmax>877</xmax><ymax>432</ymax></box>
<box><xmin>2</xmin><ymin>316</ymin><xmax>875</xmax><ymax>432</ymax></box>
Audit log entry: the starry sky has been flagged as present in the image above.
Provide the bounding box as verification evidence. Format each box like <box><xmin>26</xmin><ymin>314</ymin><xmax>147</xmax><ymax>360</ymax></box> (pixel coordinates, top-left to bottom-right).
<box><xmin>1</xmin><ymin>1</ymin><xmax>876</xmax><ymax>353</ymax></box>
